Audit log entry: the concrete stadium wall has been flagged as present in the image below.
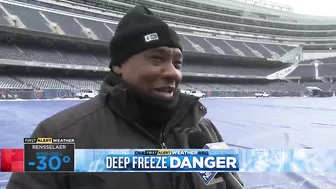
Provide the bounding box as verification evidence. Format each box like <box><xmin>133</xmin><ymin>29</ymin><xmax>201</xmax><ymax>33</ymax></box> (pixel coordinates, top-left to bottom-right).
<box><xmin>205</xmin><ymin>91</ymin><xmax>302</xmax><ymax>97</ymax></box>
<box><xmin>206</xmin><ymin>91</ymin><xmax>257</xmax><ymax>97</ymax></box>
<box><xmin>0</xmin><ymin>89</ymin><xmax>314</xmax><ymax>99</ymax></box>
<box><xmin>0</xmin><ymin>89</ymin><xmax>77</xmax><ymax>99</ymax></box>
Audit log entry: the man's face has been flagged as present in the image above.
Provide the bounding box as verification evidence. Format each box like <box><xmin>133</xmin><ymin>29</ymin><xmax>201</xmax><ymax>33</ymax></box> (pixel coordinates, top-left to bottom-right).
<box><xmin>113</xmin><ymin>46</ymin><xmax>183</xmax><ymax>99</ymax></box>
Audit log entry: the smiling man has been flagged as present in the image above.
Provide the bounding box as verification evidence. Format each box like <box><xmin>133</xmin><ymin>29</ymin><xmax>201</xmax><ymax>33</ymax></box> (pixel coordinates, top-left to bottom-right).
<box><xmin>7</xmin><ymin>5</ymin><xmax>243</xmax><ymax>189</ymax></box>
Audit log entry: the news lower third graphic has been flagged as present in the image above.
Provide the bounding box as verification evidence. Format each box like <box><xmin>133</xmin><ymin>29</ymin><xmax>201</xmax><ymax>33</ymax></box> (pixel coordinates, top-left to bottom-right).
<box><xmin>74</xmin><ymin>149</ymin><xmax>336</xmax><ymax>173</ymax></box>
<box><xmin>1</xmin><ymin>147</ymin><xmax>336</xmax><ymax>173</ymax></box>
<box><xmin>75</xmin><ymin>149</ymin><xmax>239</xmax><ymax>172</ymax></box>
<box><xmin>23</xmin><ymin>138</ymin><xmax>75</xmax><ymax>172</ymax></box>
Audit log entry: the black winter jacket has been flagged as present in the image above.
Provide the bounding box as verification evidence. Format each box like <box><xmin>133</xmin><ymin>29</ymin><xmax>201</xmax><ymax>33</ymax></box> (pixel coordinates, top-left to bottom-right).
<box><xmin>7</xmin><ymin>80</ymin><xmax>244</xmax><ymax>189</ymax></box>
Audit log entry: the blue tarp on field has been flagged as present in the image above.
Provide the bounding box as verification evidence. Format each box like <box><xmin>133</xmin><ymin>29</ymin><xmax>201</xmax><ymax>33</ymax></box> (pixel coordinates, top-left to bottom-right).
<box><xmin>1</xmin><ymin>97</ymin><xmax>336</xmax><ymax>188</ymax></box>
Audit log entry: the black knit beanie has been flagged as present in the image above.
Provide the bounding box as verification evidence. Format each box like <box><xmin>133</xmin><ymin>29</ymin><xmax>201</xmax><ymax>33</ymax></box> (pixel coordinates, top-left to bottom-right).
<box><xmin>109</xmin><ymin>5</ymin><xmax>182</xmax><ymax>68</ymax></box>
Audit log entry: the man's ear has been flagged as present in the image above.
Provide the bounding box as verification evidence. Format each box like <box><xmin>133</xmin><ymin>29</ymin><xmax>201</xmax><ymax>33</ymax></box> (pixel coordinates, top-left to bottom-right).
<box><xmin>112</xmin><ymin>65</ymin><xmax>122</xmax><ymax>75</ymax></box>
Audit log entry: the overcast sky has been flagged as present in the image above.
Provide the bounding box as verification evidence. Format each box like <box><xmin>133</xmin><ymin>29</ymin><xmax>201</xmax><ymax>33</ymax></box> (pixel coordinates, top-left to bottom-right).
<box><xmin>268</xmin><ymin>0</ymin><xmax>336</xmax><ymax>17</ymax></box>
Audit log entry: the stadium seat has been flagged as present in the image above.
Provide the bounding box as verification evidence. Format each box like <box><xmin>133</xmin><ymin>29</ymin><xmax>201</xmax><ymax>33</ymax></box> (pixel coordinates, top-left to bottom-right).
<box><xmin>183</xmin><ymin>64</ymin><xmax>282</xmax><ymax>76</ymax></box>
<box><xmin>2</xmin><ymin>3</ymin><xmax>52</xmax><ymax>32</ymax></box>
<box><xmin>301</xmin><ymin>56</ymin><xmax>336</xmax><ymax>65</ymax></box>
<box><xmin>263</xmin><ymin>44</ymin><xmax>288</xmax><ymax>56</ymax></box>
<box><xmin>319</xmin><ymin>64</ymin><xmax>336</xmax><ymax>77</ymax></box>
<box><xmin>0</xmin><ymin>2</ymin><xmax>331</xmax><ymax>98</ymax></box>
<box><xmin>288</xmin><ymin>65</ymin><xmax>315</xmax><ymax>77</ymax></box>
<box><xmin>245</xmin><ymin>42</ymin><xmax>273</xmax><ymax>58</ymax></box>
<box><xmin>41</xmin><ymin>11</ymin><xmax>87</xmax><ymax>38</ymax></box>
<box><xmin>58</xmin><ymin>50</ymin><xmax>105</xmax><ymax>66</ymax></box>
<box><xmin>60</xmin><ymin>78</ymin><xmax>101</xmax><ymax>90</ymax></box>
<box><xmin>15</xmin><ymin>76</ymin><xmax>71</xmax><ymax>89</ymax></box>
<box><xmin>0</xmin><ymin>76</ymin><xmax>31</xmax><ymax>89</ymax></box>
<box><xmin>0</xmin><ymin>2</ymin><xmax>297</xmax><ymax>59</ymax></box>
<box><xmin>226</xmin><ymin>41</ymin><xmax>257</xmax><ymax>57</ymax></box>
<box><xmin>0</xmin><ymin>8</ymin><xmax>11</xmax><ymax>27</ymax></box>
<box><xmin>75</xmin><ymin>18</ymin><xmax>114</xmax><ymax>41</ymax></box>
<box><xmin>0</xmin><ymin>43</ymin><xmax>31</xmax><ymax>61</ymax></box>
<box><xmin>17</xmin><ymin>45</ymin><xmax>70</xmax><ymax>64</ymax></box>
<box><xmin>185</xmin><ymin>36</ymin><xmax>218</xmax><ymax>54</ymax></box>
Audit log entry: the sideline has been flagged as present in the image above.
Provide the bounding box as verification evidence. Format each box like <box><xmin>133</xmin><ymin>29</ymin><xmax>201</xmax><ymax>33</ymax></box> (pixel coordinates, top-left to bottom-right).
<box><xmin>1</xmin><ymin>96</ymin><xmax>332</xmax><ymax>101</ymax></box>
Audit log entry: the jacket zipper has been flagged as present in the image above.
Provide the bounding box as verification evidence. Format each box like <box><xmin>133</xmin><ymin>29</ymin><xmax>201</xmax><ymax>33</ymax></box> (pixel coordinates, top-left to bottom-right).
<box><xmin>144</xmin><ymin>125</ymin><xmax>167</xmax><ymax>189</ymax></box>
<box><xmin>161</xmin><ymin>142</ymin><xmax>167</xmax><ymax>149</ymax></box>
<box><xmin>159</xmin><ymin>125</ymin><xmax>175</xmax><ymax>189</ymax></box>
<box><xmin>158</xmin><ymin>123</ymin><xmax>198</xmax><ymax>189</ymax></box>
<box><xmin>160</xmin><ymin>124</ymin><xmax>167</xmax><ymax>149</ymax></box>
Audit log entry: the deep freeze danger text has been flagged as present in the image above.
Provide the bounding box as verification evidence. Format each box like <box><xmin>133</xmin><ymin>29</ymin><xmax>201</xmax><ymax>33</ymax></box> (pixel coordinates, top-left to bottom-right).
<box><xmin>106</xmin><ymin>156</ymin><xmax>168</xmax><ymax>169</ymax></box>
<box><xmin>105</xmin><ymin>156</ymin><xmax>238</xmax><ymax>170</ymax></box>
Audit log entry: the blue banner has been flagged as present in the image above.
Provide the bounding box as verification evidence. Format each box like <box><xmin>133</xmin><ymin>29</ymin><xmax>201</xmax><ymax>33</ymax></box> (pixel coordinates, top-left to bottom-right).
<box><xmin>74</xmin><ymin>149</ymin><xmax>336</xmax><ymax>173</ymax></box>
<box><xmin>104</xmin><ymin>154</ymin><xmax>239</xmax><ymax>171</ymax></box>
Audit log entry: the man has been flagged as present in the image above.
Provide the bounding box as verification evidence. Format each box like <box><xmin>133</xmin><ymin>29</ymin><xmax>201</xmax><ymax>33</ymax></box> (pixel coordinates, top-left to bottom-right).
<box><xmin>7</xmin><ymin>5</ymin><xmax>244</xmax><ymax>189</ymax></box>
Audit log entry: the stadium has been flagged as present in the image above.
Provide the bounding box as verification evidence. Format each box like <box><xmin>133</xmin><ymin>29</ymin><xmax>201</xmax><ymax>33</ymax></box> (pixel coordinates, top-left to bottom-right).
<box><xmin>0</xmin><ymin>0</ymin><xmax>336</xmax><ymax>188</ymax></box>
<box><xmin>0</xmin><ymin>0</ymin><xmax>335</xmax><ymax>98</ymax></box>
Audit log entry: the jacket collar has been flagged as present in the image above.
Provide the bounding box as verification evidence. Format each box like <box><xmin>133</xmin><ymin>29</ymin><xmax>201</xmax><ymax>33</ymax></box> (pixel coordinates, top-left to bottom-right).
<box><xmin>98</xmin><ymin>73</ymin><xmax>207</xmax><ymax>130</ymax></box>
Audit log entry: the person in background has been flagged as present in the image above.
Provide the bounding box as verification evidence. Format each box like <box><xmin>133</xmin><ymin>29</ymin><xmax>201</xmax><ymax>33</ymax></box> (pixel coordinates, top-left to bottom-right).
<box><xmin>7</xmin><ymin>5</ymin><xmax>244</xmax><ymax>189</ymax></box>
